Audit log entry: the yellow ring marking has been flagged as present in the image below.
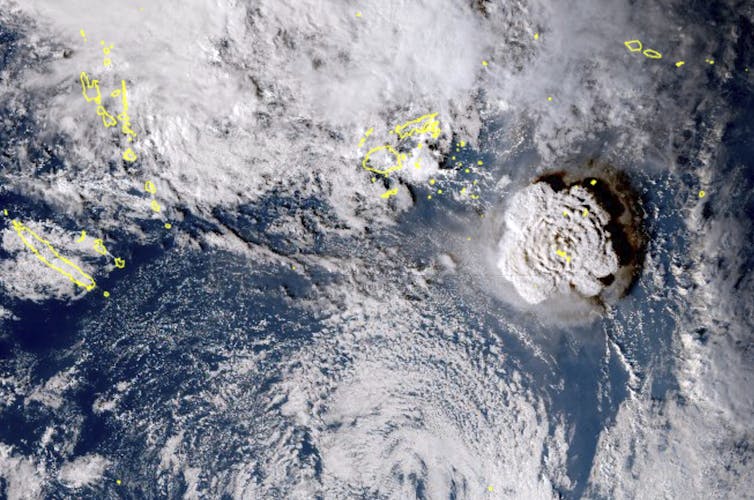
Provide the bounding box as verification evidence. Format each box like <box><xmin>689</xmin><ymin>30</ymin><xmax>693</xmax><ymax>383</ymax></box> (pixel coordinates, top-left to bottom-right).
<box><xmin>361</xmin><ymin>145</ymin><xmax>403</xmax><ymax>175</ymax></box>
<box><xmin>12</xmin><ymin>220</ymin><xmax>96</xmax><ymax>291</ymax></box>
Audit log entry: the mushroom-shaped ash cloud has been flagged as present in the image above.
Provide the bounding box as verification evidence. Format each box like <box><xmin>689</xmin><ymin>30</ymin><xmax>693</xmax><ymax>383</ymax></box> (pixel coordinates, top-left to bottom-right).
<box><xmin>497</xmin><ymin>178</ymin><xmax>633</xmax><ymax>305</ymax></box>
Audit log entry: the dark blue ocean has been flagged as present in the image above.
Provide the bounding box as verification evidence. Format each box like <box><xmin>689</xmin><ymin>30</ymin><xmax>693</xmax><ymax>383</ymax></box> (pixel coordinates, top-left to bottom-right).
<box><xmin>1</xmin><ymin>3</ymin><xmax>753</xmax><ymax>498</ymax></box>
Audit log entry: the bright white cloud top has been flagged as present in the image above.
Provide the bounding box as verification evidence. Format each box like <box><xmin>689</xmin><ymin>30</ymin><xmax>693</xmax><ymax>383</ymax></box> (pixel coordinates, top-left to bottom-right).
<box><xmin>497</xmin><ymin>182</ymin><xmax>618</xmax><ymax>304</ymax></box>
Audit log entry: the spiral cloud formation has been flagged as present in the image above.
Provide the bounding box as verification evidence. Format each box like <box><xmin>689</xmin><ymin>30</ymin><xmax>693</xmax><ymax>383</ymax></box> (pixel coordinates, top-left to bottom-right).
<box><xmin>497</xmin><ymin>182</ymin><xmax>619</xmax><ymax>304</ymax></box>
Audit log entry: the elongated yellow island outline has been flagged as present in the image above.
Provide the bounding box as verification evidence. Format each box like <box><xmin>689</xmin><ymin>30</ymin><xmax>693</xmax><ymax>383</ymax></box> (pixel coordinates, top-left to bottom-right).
<box><xmin>392</xmin><ymin>113</ymin><xmax>441</xmax><ymax>140</ymax></box>
<box><xmin>11</xmin><ymin>220</ymin><xmax>96</xmax><ymax>291</ymax></box>
<box><xmin>380</xmin><ymin>187</ymin><xmax>399</xmax><ymax>199</ymax></box>
<box><xmin>357</xmin><ymin>127</ymin><xmax>374</xmax><ymax>149</ymax></box>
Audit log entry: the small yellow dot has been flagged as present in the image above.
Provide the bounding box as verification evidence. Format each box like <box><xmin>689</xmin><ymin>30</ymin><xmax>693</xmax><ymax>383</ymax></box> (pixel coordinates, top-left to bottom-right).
<box><xmin>467</xmin><ymin>236</ymin><xmax>471</xmax><ymax>241</ymax></box>
<box><xmin>460</xmin><ymin>141</ymin><xmax>466</xmax><ymax>147</ymax></box>
<box><xmin>675</xmin><ymin>61</ymin><xmax>685</xmax><ymax>68</ymax></box>
<box><xmin>437</xmin><ymin>189</ymin><xmax>443</xmax><ymax>194</ymax></box>
<box><xmin>534</xmin><ymin>32</ymin><xmax>539</xmax><ymax>40</ymax></box>
<box><xmin>355</xmin><ymin>11</ymin><xmax>362</xmax><ymax>17</ymax></box>
<box><xmin>477</xmin><ymin>160</ymin><xmax>483</xmax><ymax>165</ymax></box>
<box><xmin>473</xmin><ymin>180</ymin><xmax>478</xmax><ymax>185</ymax></box>
<box><xmin>427</xmin><ymin>195</ymin><xmax>432</xmax><ymax>200</ymax></box>
<box><xmin>451</xmin><ymin>156</ymin><xmax>456</xmax><ymax>160</ymax></box>
<box><xmin>164</xmin><ymin>223</ymin><xmax>172</xmax><ymax>229</ymax></box>
<box><xmin>292</xmin><ymin>265</ymin><xmax>296</xmax><ymax>270</ymax></box>
<box><xmin>482</xmin><ymin>60</ymin><xmax>488</xmax><ymax>66</ymax></box>
<box><xmin>465</xmin><ymin>168</ymin><xmax>470</xmax><ymax>173</ymax></box>
<box><xmin>698</xmin><ymin>190</ymin><xmax>706</xmax><ymax>198</ymax></box>
<box><xmin>414</xmin><ymin>163</ymin><xmax>421</xmax><ymax>169</ymax></box>
<box><xmin>371</xmin><ymin>177</ymin><xmax>376</xmax><ymax>183</ymax></box>
<box><xmin>547</xmin><ymin>96</ymin><xmax>553</xmax><ymax>101</ymax></box>
<box><xmin>429</xmin><ymin>179</ymin><xmax>436</xmax><ymax>185</ymax></box>
<box><xmin>103</xmin><ymin>291</ymin><xmax>110</xmax><ymax>298</ymax></box>
<box><xmin>488</xmin><ymin>485</ymin><xmax>494</xmax><ymax>492</ymax></box>
<box><xmin>563</xmin><ymin>210</ymin><xmax>569</xmax><ymax>216</ymax></box>
<box><xmin>590</xmin><ymin>179</ymin><xmax>597</xmax><ymax>186</ymax></box>
<box><xmin>116</xmin><ymin>479</ymin><xmax>121</xmax><ymax>485</ymax></box>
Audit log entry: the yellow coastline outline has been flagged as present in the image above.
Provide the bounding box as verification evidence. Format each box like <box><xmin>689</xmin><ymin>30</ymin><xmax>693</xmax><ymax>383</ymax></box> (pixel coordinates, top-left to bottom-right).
<box><xmin>93</xmin><ymin>238</ymin><xmax>108</xmax><ymax>255</ymax></box>
<box><xmin>624</xmin><ymin>40</ymin><xmax>643</xmax><ymax>52</ymax></box>
<box><xmin>380</xmin><ymin>187</ymin><xmax>399</xmax><ymax>199</ymax></box>
<box><xmin>80</xmin><ymin>72</ymin><xmax>103</xmax><ymax>105</ymax></box>
<box><xmin>555</xmin><ymin>249</ymin><xmax>572</xmax><ymax>263</ymax></box>
<box><xmin>357</xmin><ymin>127</ymin><xmax>374</xmax><ymax>149</ymax></box>
<box><xmin>362</xmin><ymin>145</ymin><xmax>403</xmax><ymax>175</ymax></box>
<box><xmin>11</xmin><ymin>220</ymin><xmax>96</xmax><ymax>291</ymax></box>
<box><xmin>122</xmin><ymin>148</ymin><xmax>137</xmax><ymax>162</ymax></box>
<box><xmin>392</xmin><ymin>113</ymin><xmax>441</xmax><ymax>140</ymax></box>
<box><xmin>358</xmin><ymin>113</ymin><xmax>444</xmax><ymax>199</ymax></box>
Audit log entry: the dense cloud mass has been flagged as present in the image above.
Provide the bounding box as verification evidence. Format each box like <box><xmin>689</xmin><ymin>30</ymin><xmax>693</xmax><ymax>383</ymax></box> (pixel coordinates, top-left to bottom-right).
<box><xmin>0</xmin><ymin>0</ymin><xmax>753</xmax><ymax>498</ymax></box>
<box><xmin>497</xmin><ymin>182</ymin><xmax>618</xmax><ymax>304</ymax></box>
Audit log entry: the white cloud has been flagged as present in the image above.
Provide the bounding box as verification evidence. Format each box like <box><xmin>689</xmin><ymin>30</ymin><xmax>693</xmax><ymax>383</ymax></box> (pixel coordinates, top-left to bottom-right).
<box><xmin>0</xmin><ymin>444</ymin><xmax>44</xmax><ymax>500</ymax></box>
<box><xmin>57</xmin><ymin>454</ymin><xmax>110</xmax><ymax>489</ymax></box>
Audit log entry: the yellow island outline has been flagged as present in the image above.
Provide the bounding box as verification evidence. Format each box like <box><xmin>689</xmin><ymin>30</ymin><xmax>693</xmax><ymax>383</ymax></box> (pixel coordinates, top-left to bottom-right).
<box><xmin>11</xmin><ymin>220</ymin><xmax>96</xmax><ymax>291</ymax></box>
<box><xmin>555</xmin><ymin>248</ymin><xmax>572</xmax><ymax>264</ymax></box>
<box><xmin>362</xmin><ymin>144</ymin><xmax>403</xmax><ymax>175</ymax></box>
<box><xmin>361</xmin><ymin>113</ymin><xmax>441</xmax><ymax>177</ymax></box>
<box><xmin>391</xmin><ymin>113</ymin><xmax>441</xmax><ymax>140</ymax></box>
<box><xmin>380</xmin><ymin>187</ymin><xmax>399</xmax><ymax>199</ymax></box>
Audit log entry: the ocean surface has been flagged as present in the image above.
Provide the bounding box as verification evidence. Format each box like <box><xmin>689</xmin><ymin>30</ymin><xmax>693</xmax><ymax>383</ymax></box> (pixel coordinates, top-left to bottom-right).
<box><xmin>1</xmin><ymin>0</ymin><xmax>753</xmax><ymax>498</ymax></box>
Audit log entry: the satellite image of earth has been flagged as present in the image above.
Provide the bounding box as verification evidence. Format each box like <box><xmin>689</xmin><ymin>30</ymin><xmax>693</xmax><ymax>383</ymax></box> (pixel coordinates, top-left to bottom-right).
<box><xmin>0</xmin><ymin>0</ymin><xmax>753</xmax><ymax>498</ymax></box>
